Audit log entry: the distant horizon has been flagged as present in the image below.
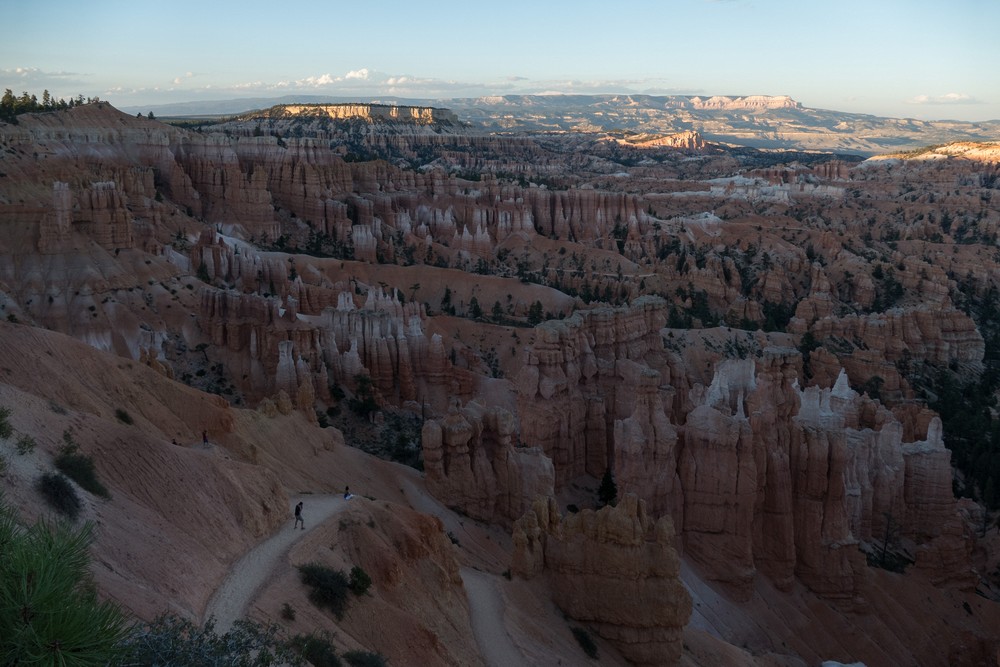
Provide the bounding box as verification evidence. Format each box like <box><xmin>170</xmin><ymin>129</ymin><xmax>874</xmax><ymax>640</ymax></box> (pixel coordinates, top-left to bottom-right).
<box><xmin>4</xmin><ymin>0</ymin><xmax>999</xmax><ymax>123</ymax></box>
<box><xmin>112</xmin><ymin>93</ymin><xmax>997</xmax><ymax>125</ymax></box>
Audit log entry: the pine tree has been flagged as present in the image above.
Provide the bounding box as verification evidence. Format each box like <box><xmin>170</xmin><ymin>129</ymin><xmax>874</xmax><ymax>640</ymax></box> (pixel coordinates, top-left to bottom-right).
<box><xmin>527</xmin><ymin>300</ymin><xmax>544</xmax><ymax>325</ymax></box>
<box><xmin>598</xmin><ymin>468</ymin><xmax>617</xmax><ymax>507</ymax></box>
<box><xmin>0</xmin><ymin>499</ymin><xmax>130</xmax><ymax>664</ymax></box>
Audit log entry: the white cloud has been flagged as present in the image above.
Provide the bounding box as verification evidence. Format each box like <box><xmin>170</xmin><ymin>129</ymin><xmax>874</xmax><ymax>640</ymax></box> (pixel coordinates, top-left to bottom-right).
<box><xmin>907</xmin><ymin>92</ymin><xmax>980</xmax><ymax>105</ymax></box>
<box><xmin>301</xmin><ymin>74</ymin><xmax>338</xmax><ymax>86</ymax></box>
<box><xmin>1</xmin><ymin>66</ymin><xmax>79</xmax><ymax>84</ymax></box>
<box><xmin>144</xmin><ymin>70</ymin><xmax>680</xmax><ymax>103</ymax></box>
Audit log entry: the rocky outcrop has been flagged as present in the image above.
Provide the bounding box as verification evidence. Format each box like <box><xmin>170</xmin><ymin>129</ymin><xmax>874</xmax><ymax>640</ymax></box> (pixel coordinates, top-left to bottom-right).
<box><xmin>619</xmin><ymin>130</ymin><xmax>706</xmax><ymax>151</ymax></box>
<box><xmin>516</xmin><ymin>297</ymin><xmax>669</xmax><ymax>486</ymax></box>
<box><xmin>512</xmin><ymin>494</ymin><xmax>692</xmax><ymax>666</ymax></box>
<box><xmin>422</xmin><ymin>401</ymin><xmax>554</xmax><ymax>527</ymax></box>
<box><xmin>794</xmin><ymin>307</ymin><xmax>984</xmax><ymax>367</ymax></box>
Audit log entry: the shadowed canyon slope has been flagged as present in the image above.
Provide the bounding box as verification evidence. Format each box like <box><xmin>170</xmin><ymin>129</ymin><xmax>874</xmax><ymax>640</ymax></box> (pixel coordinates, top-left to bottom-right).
<box><xmin>2</xmin><ymin>101</ymin><xmax>1000</xmax><ymax>665</ymax></box>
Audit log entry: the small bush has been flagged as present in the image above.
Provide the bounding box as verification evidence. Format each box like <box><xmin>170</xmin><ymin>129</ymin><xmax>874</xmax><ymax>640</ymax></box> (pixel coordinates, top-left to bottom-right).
<box><xmin>122</xmin><ymin>614</ymin><xmax>301</xmax><ymax>665</ymax></box>
<box><xmin>298</xmin><ymin>562</ymin><xmax>350</xmax><ymax>619</ymax></box>
<box><xmin>349</xmin><ymin>565</ymin><xmax>372</xmax><ymax>596</ymax></box>
<box><xmin>572</xmin><ymin>626</ymin><xmax>598</xmax><ymax>660</ymax></box>
<box><xmin>114</xmin><ymin>408</ymin><xmax>133</xmax><ymax>425</ymax></box>
<box><xmin>37</xmin><ymin>472</ymin><xmax>82</xmax><ymax>519</ymax></box>
<box><xmin>0</xmin><ymin>405</ymin><xmax>12</xmax><ymax>439</ymax></box>
<box><xmin>55</xmin><ymin>444</ymin><xmax>110</xmax><ymax>499</ymax></box>
<box><xmin>343</xmin><ymin>650</ymin><xmax>387</xmax><ymax>667</ymax></box>
<box><xmin>15</xmin><ymin>434</ymin><xmax>36</xmax><ymax>455</ymax></box>
<box><xmin>281</xmin><ymin>602</ymin><xmax>297</xmax><ymax>621</ymax></box>
<box><xmin>290</xmin><ymin>632</ymin><xmax>341</xmax><ymax>667</ymax></box>
<box><xmin>0</xmin><ymin>453</ymin><xmax>7</xmax><ymax>476</ymax></box>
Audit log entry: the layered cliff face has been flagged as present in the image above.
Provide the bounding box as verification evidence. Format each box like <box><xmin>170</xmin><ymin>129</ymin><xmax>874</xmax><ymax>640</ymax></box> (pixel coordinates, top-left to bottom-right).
<box><xmin>515</xmin><ymin>297</ymin><xmax>670</xmax><ymax>485</ymax></box>
<box><xmin>276</xmin><ymin>103</ymin><xmax>460</xmax><ymax>125</ymax></box>
<box><xmin>421</xmin><ymin>401</ymin><xmax>554</xmax><ymax>526</ymax></box>
<box><xmin>512</xmin><ymin>495</ymin><xmax>692</xmax><ymax>666</ymax></box>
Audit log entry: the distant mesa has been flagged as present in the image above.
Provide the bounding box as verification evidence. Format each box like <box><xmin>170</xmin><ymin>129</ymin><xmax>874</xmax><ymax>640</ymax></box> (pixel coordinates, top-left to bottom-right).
<box><xmin>687</xmin><ymin>94</ymin><xmax>801</xmax><ymax>111</ymax></box>
<box><xmin>259</xmin><ymin>103</ymin><xmax>459</xmax><ymax>125</ymax></box>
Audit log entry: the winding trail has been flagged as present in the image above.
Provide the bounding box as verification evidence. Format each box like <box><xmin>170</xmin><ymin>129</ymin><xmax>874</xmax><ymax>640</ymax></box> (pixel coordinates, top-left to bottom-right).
<box><xmin>202</xmin><ymin>487</ymin><xmax>528</xmax><ymax>667</ymax></box>
<box><xmin>460</xmin><ymin>568</ymin><xmax>529</xmax><ymax>667</ymax></box>
<box><xmin>203</xmin><ymin>493</ymin><xmax>346</xmax><ymax>632</ymax></box>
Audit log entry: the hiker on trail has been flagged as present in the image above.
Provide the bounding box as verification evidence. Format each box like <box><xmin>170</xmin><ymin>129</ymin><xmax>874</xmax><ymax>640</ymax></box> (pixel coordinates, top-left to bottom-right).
<box><xmin>344</xmin><ymin>486</ymin><xmax>351</xmax><ymax>500</ymax></box>
<box><xmin>294</xmin><ymin>501</ymin><xmax>304</xmax><ymax>529</ymax></box>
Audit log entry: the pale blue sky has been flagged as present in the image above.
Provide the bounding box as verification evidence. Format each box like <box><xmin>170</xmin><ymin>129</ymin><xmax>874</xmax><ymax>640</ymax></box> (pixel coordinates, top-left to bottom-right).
<box><xmin>2</xmin><ymin>0</ymin><xmax>998</xmax><ymax>120</ymax></box>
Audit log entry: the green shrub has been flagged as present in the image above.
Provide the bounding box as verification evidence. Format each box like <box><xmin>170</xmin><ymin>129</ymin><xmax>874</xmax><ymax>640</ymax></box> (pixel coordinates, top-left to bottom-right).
<box><xmin>0</xmin><ymin>406</ymin><xmax>11</xmax><ymax>439</ymax></box>
<box><xmin>281</xmin><ymin>601</ymin><xmax>297</xmax><ymax>621</ymax></box>
<box><xmin>298</xmin><ymin>562</ymin><xmax>350</xmax><ymax>619</ymax></box>
<box><xmin>55</xmin><ymin>440</ymin><xmax>110</xmax><ymax>499</ymax></box>
<box><xmin>114</xmin><ymin>408</ymin><xmax>133</xmax><ymax>425</ymax></box>
<box><xmin>343</xmin><ymin>650</ymin><xmax>387</xmax><ymax>667</ymax></box>
<box><xmin>349</xmin><ymin>565</ymin><xmax>372</xmax><ymax>596</ymax></box>
<box><xmin>37</xmin><ymin>472</ymin><xmax>82</xmax><ymax>519</ymax></box>
<box><xmin>15</xmin><ymin>434</ymin><xmax>35</xmax><ymax>455</ymax></box>
<box><xmin>572</xmin><ymin>626</ymin><xmax>598</xmax><ymax>660</ymax></box>
<box><xmin>0</xmin><ymin>502</ymin><xmax>130</xmax><ymax>665</ymax></box>
<box><xmin>121</xmin><ymin>614</ymin><xmax>302</xmax><ymax>666</ymax></box>
<box><xmin>0</xmin><ymin>454</ymin><xmax>7</xmax><ymax>477</ymax></box>
<box><xmin>290</xmin><ymin>632</ymin><xmax>341</xmax><ymax>667</ymax></box>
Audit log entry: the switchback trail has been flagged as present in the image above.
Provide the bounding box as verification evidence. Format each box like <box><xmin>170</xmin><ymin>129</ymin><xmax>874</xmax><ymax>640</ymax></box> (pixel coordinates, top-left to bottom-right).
<box><xmin>203</xmin><ymin>493</ymin><xmax>346</xmax><ymax>632</ymax></box>
<box><xmin>461</xmin><ymin>567</ymin><xmax>529</xmax><ymax>667</ymax></box>
<box><xmin>203</xmin><ymin>490</ymin><xmax>528</xmax><ymax>667</ymax></box>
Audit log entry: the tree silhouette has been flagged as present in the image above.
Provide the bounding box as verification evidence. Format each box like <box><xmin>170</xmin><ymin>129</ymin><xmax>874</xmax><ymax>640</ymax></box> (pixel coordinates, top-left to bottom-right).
<box><xmin>598</xmin><ymin>468</ymin><xmax>617</xmax><ymax>507</ymax></box>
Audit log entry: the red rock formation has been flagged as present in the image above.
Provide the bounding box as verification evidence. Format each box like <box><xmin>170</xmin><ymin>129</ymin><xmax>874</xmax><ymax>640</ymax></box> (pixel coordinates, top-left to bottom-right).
<box><xmin>422</xmin><ymin>401</ymin><xmax>554</xmax><ymax>527</ymax></box>
<box><xmin>512</xmin><ymin>494</ymin><xmax>692</xmax><ymax>666</ymax></box>
<box><xmin>516</xmin><ymin>297</ymin><xmax>669</xmax><ymax>485</ymax></box>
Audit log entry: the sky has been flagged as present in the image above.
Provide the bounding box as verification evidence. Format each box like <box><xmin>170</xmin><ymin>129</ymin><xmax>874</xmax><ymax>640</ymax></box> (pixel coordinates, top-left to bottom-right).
<box><xmin>2</xmin><ymin>0</ymin><xmax>999</xmax><ymax>121</ymax></box>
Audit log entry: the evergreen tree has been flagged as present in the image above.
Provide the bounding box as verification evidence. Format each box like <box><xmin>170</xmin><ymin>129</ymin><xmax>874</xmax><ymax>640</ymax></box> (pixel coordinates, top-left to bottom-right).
<box><xmin>527</xmin><ymin>300</ymin><xmax>544</xmax><ymax>326</ymax></box>
<box><xmin>0</xmin><ymin>498</ymin><xmax>130</xmax><ymax>665</ymax></box>
<box><xmin>598</xmin><ymin>468</ymin><xmax>618</xmax><ymax>507</ymax></box>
